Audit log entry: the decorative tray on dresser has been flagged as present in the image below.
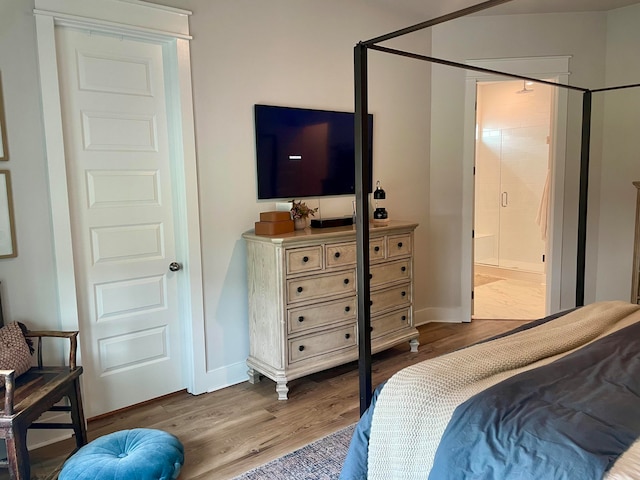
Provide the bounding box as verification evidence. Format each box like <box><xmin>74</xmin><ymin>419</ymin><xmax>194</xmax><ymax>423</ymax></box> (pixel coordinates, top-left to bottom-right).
<box><xmin>242</xmin><ymin>221</ymin><xmax>419</xmax><ymax>399</ymax></box>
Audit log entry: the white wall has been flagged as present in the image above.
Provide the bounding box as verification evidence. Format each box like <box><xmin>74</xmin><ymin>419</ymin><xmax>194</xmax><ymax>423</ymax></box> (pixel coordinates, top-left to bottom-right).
<box><xmin>164</xmin><ymin>0</ymin><xmax>431</xmax><ymax>386</ymax></box>
<box><xmin>0</xmin><ymin>0</ymin><xmax>68</xmax><ymax>452</ymax></box>
<box><xmin>596</xmin><ymin>4</ymin><xmax>640</xmax><ymax>301</ymax></box>
<box><xmin>0</xmin><ymin>0</ymin><xmax>431</xmax><ymax>397</ymax></box>
<box><xmin>431</xmin><ymin>12</ymin><xmax>609</xmax><ymax>314</ymax></box>
<box><xmin>0</xmin><ymin>1</ymin><xmax>62</xmax><ymax>333</ymax></box>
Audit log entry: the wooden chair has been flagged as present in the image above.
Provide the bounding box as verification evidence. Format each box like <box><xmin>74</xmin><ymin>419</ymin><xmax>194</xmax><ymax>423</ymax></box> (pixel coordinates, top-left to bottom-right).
<box><xmin>0</xmin><ymin>329</ymin><xmax>88</xmax><ymax>480</ymax></box>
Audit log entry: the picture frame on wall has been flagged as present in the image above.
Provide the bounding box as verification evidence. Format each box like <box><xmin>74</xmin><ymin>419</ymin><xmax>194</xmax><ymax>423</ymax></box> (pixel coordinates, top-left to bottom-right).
<box><xmin>0</xmin><ymin>75</ymin><xmax>7</xmax><ymax>161</ymax></box>
<box><xmin>0</xmin><ymin>170</ymin><xmax>17</xmax><ymax>258</ymax></box>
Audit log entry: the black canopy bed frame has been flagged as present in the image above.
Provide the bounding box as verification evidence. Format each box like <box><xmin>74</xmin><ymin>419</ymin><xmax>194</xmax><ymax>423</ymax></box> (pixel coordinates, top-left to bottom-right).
<box><xmin>353</xmin><ymin>0</ymin><xmax>640</xmax><ymax>414</ymax></box>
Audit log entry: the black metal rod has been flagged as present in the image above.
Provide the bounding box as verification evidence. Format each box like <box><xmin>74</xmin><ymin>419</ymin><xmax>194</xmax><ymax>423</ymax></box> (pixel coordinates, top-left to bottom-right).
<box><xmin>362</xmin><ymin>0</ymin><xmax>515</xmax><ymax>46</ymax></box>
<box><xmin>368</xmin><ymin>45</ymin><xmax>588</xmax><ymax>93</ymax></box>
<box><xmin>591</xmin><ymin>83</ymin><xmax>640</xmax><ymax>93</ymax></box>
<box><xmin>576</xmin><ymin>91</ymin><xmax>592</xmax><ymax>307</ymax></box>
<box><xmin>354</xmin><ymin>43</ymin><xmax>373</xmax><ymax>415</ymax></box>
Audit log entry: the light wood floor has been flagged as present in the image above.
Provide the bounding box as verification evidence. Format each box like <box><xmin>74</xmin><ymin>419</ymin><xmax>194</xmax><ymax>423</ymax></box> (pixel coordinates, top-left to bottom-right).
<box><xmin>20</xmin><ymin>319</ymin><xmax>530</xmax><ymax>480</ymax></box>
<box><xmin>474</xmin><ymin>274</ymin><xmax>546</xmax><ymax>320</ymax></box>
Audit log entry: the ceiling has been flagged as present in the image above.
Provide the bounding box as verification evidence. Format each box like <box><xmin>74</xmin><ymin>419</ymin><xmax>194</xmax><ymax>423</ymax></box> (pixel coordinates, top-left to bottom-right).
<box><xmin>369</xmin><ymin>0</ymin><xmax>640</xmax><ymax>21</ymax></box>
<box><xmin>477</xmin><ymin>0</ymin><xmax>640</xmax><ymax>15</ymax></box>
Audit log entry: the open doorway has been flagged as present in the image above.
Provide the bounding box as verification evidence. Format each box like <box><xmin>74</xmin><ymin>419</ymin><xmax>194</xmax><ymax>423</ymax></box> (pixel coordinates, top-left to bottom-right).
<box><xmin>473</xmin><ymin>79</ymin><xmax>552</xmax><ymax>320</ymax></box>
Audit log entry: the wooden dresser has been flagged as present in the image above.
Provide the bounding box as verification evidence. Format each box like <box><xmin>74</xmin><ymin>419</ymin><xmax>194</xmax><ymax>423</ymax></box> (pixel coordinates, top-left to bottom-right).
<box><xmin>242</xmin><ymin>221</ymin><xmax>419</xmax><ymax>399</ymax></box>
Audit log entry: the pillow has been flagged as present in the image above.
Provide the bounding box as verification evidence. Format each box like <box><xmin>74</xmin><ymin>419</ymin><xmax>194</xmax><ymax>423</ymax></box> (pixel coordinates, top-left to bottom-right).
<box><xmin>0</xmin><ymin>322</ymin><xmax>33</xmax><ymax>378</ymax></box>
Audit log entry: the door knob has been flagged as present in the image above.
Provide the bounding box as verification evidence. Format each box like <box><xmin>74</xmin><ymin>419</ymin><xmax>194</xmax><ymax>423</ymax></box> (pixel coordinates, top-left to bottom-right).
<box><xmin>169</xmin><ymin>262</ymin><xmax>182</xmax><ymax>272</ymax></box>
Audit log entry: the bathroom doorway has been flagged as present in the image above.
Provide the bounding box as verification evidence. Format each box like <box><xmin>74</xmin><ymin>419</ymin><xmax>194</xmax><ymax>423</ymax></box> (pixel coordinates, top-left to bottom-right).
<box><xmin>473</xmin><ymin>79</ymin><xmax>552</xmax><ymax>320</ymax></box>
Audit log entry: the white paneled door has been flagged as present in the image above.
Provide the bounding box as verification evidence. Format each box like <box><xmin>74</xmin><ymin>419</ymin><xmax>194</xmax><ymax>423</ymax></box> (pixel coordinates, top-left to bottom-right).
<box><xmin>55</xmin><ymin>28</ymin><xmax>184</xmax><ymax>416</ymax></box>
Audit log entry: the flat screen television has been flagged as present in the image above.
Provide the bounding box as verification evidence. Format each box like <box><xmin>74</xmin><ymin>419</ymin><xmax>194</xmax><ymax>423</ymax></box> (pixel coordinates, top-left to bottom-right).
<box><xmin>254</xmin><ymin>104</ymin><xmax>373</xmax><ymax>200</ymax></box>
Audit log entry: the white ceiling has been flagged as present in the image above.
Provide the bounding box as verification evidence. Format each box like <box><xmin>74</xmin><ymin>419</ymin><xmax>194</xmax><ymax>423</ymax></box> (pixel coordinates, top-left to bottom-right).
<box><xmin>478</xmin><ymin>0</ymin><xmax>640</xmax><ymax>15</ymax></box>
<box><xmin>369</xmin><ymin>0</ymin><xmax>640</xmax><ymax>21</ymax></box>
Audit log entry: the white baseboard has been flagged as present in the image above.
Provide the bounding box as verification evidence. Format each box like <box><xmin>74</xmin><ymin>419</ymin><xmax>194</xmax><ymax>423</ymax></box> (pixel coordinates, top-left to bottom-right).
<box><xmin>204</xmin><ymin>360</ymin><xmax>247</xmax><ymax>394</ymax></box>
<box><xmin>414</xmin><ymin>305</ymin><xmax>467</xmax><ymax>325</ymax></box>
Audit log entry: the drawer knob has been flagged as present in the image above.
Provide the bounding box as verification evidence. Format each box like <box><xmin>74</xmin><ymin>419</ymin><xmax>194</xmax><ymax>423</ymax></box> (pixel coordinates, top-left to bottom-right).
<box><xmin>344</xmin><ymin>278</ymin><xmax>350</xmax><ymax>285</ymax></box>
<box><xmin>402</xmin><ymin>315</ymin><xmax>407</xmax><ymax>321</ymax></box>
<box><xmin>298</xmin><ymin>316</ymin><xmax>304</xmax><ymax>322</ymax></box>
<box><xmin>401</xmin><ymin>291</ymin><xmax>406</xmax><ymax>297</ymax></box>
<box><xmin>334</xmin><ymin>252</ymin><xmax>341</xmax><ymax>258</ymax></box>
<box><xmin>303</xmin><ymin>256</ymin><xmax>309</xmax><ymax>263</ymax></box>
<box><xmin>297</xmin><ymin>286</ymin><xmax>303</xmax><ymax>293</ymax></box>
<box><xmin>299</xmin><ymin>345</ymin><xmax>305</xmax><ymax>352</ymax></box>
<box><xmin>397</xmin><ymin>242</ymin><xmax>403</xmax><ymax>248</ymax></box>
<box><xmin>370</xmin><ymin>300</ymin><xmax>373</xmax><ymax>306</ymax></box>
<box><xmin>345</xmin><ymin>333</ymin><xmax>351</xmax><ymax>339</ymax></box>
<box><xmin>401</xmin><ymin>266</ymin><xmax>407</xmax><ymax>272</ymax></box>
<box><xmin>374</xmin><ymin>246</ymin><xmax>380</xmax><ymax>252</ymax></box>
<box><xmin>344</xmin><ymin>306</ymin><xmax>350</xmax><ymax>312</ymax></box>
<box><xmin>369</xmin><ymin>273</ymin><xmax>373</xmax><ymax>279</ymax></box>
<box><xmin>370</xmin><ymin>326</ymin><xmax>374</xmax><ymax>332</ymax></box>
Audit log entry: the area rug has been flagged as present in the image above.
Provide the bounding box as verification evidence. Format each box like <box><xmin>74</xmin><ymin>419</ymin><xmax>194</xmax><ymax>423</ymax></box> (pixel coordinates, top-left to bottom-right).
<box><xmin>232</xmin><ymin>424</ymin><xmax>355</xmax><ymax>480</ymax></box>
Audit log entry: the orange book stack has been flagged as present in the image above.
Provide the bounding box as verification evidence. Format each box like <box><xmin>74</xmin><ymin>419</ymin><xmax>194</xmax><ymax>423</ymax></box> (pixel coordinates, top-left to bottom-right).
<box><xmin>254</xmin><ymin>211</ymin><xmax>294</xmax><ymax>236</ymax></box>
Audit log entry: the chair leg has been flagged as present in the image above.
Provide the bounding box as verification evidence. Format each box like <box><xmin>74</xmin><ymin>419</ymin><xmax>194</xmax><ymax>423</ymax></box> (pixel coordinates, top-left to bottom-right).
<box><xmin>69</xmin><ymin>377</ymin><xmax>88</xmax><ymax>449</ymax></box>
<box><xmin>5</xmin><ymin>428</ymin><xmax>29</xmax><ymax>480</ymax></box>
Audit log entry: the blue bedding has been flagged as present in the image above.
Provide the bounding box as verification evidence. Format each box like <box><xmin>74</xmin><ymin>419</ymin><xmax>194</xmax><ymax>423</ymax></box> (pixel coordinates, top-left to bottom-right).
<box><xmin>339</xmin><ymin>382</ymin><xmax>385</xmax><ymax>480</ymax></box>
<box><xmin>430</xmin><ymin>319</ymin><xmax>640</xmax><ymax>479</ymax></box>
<box><xmin>339</xmin><ymin>309</ymin><xmax>640</xmax><ymax>480</ymax></box>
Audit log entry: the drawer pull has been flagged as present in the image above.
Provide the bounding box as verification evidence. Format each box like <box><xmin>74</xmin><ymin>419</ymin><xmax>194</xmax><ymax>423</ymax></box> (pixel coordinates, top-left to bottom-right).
<box><xmin>402</xmin><ymin>315</ymin><xmax>407</xmax><ymax>321</ymax></box>
<box><xmin>401</xmin><ymin>291</ymin><xmax>406</xmax><ymax>297</ymax></box>
<box><xmin>299</xmin><ymin>345</ymin><xmax>305</xmax><ymax>352</ymax></box>
<box><xmin>397</xmin><ymin>242</ymin><xmax>403</xmax><ymax>248</ymax></box>
<box><xmin>303</xmin><ymin>256</ymin><xmax>309</xmax><ymax>263</ymax></box>
<box><xmin>298</xmin><ymin>316</ymin><xmax>304</xmax><ymax>323</ymax></box>
<box><xmin>369</xmin><ymin>273</ymin><xmax>373</xmax><ymax>279</ymax></box>
<box><xmin>374</xmin><ymin>246</ymin><xmax>380</xmax><ymax>252</ymax></box>
<box><xmin>344</xmin><ymin>306</ymin><xmax>350</xmax><ymax>312</ymax></box>
<box><xmin>401</xmin><ymin>266</ymin><xmax>407</xmax><ymax>272</ymax></box>
<box><xmin>345</xmin><ymin>333</ymin><xmax>351</xmax><ymax>339</ymax></box>
<box><xmin>334</xmin><ymin>252</ymin><xmax>341</xmax><ymax>258</ymax></box>
<box><xmin>297</xmin><ymin>286</ymin><xmax>303</xmax><ymax>293</ymax></box>
<box><xmin>344</xmin><ymin>278</ymin><xmax>350</xmax><ymax>285</ymax></box>
<box><xmin>370</xmin><ymin>300</ymin><xmax>373</xmax><ymax>306</ymax></box>
<box><xmin>370</xmin><ymin>326</ymin><xmax>374</xmax><ymax>332</ymax></box>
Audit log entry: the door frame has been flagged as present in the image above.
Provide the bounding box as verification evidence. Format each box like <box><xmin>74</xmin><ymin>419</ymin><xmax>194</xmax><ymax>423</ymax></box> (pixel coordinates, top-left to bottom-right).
<box><xmin>461</xmin><ymin>56</ymin><xmax>570</xmax><ymax>321</ymax></box>
<box><xmin>34</xmin><ymin>0</ymin><xmax>208</xmax><ymax>395</ymax></box>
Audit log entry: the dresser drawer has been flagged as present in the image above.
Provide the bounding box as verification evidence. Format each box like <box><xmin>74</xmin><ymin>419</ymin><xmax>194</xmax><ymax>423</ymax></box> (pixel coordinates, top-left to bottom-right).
<box><xmin>370</xmin><ymin>237</ymin><xmax>386</xmax><ymax>262</ymax></box>
<box><xmin>289</xmin><ymin>324</ymin><xmax>357</xmax><ymax>363</ymax></box>
<box><xmin>370</xmin><ymin>283</ymin><xmax>411</xmax><ymax>315</ymax></box>
<box><xmin>287</xmin><ymin>270</ymin><xmax>356</xmax><ymax>304</ymax></box>
<box><xmin>387</xmin><ymin>233</ymin><xmax>412</xmax><ymax>258</ymax></box>
<box><xmin>370</xmin><ymin>259</ymin><xmax>411</xmax><ymax>288</ymax></box>
<box><xmin>286</xmin><ymin>246</ymin><xmax>323</xmax><ymax>275</ymax></box>
<box><xmin>288</xmin><ymin>297</ymin><xmax>356</xmax><ymax>335</ymax></box>
<box><xmin>371</xmin><ymin>308</ymin><xmax>411</xmax><ymax>339</ymax></box>
<box><xmin>326</xmin><ymin>242</ymin><xmax>357</xmax><ymax>268</ymax></box>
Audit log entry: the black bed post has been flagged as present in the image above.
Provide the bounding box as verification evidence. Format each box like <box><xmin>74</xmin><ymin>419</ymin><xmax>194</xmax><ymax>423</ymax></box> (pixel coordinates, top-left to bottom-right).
<box><xmin>576</xmin><ymin>90</ymin><xmax>592</xmax><ymax>307</ymax></box>
<box><xmin>354</xmin><ymin>42</ymin><xmax>373</xmax><ymax>415</ymax></box>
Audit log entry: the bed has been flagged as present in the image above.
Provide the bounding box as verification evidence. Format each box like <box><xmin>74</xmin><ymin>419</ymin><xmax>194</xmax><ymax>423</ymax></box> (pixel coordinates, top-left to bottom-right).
<box><xmin>339</xmin><ymin>300</ymin><xmax>640</xmax><ymax>480</ymax></box>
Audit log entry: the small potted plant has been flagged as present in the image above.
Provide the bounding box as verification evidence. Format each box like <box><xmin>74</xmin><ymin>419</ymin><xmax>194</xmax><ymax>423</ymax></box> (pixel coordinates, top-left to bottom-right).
<box><xmin>290</xmin><ymin>199</ymin><xmax>318</xmax><ymax>230</ymax></box>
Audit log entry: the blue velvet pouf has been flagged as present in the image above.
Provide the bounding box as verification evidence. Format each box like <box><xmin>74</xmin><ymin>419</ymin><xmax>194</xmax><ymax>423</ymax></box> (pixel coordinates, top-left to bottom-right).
<box><xmin>59</xmin><ymin>428</ymin><xmax>184</xmax><ymax>480</ymax></box>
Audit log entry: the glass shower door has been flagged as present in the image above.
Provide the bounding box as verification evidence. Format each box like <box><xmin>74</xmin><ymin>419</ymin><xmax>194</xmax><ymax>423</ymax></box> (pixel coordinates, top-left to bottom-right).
<box><xmin>474</xmin><ymin>131</ymin><xmax>501</xmax><ymax>267</ymax></box>
<box><xmin>498</xmin><ymin>126</ymin><xmax>547</xmax><ymax>273</ymax></box>
<box><xmin>475</xmin><ymin>126</ymin><xmax>547</xmax><ymax>274</ymax></box>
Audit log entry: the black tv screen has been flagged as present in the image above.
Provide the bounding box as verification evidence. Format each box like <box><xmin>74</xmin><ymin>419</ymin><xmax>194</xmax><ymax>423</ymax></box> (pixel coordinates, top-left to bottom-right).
<box><xmin>254</xmin><ymin>104</ymin><xmax>373</xmax><ymax>200</ymax></box>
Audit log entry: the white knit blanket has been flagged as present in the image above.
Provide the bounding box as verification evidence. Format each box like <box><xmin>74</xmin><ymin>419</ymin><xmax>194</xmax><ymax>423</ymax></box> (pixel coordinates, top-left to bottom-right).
<box><xmin>368</xmin><ymin>301</ymin><xmax>640</xmax><ymax>480</ymax></box>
